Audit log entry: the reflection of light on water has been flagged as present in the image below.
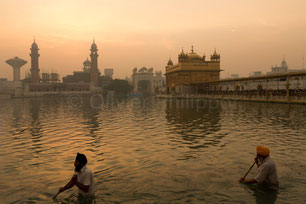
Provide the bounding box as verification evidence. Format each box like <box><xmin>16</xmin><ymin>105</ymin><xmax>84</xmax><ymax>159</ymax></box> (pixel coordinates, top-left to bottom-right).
<box><xmin>0</xmin><ymin>97</ymin><xmax>305</xmax><ymax>203</ymax></box>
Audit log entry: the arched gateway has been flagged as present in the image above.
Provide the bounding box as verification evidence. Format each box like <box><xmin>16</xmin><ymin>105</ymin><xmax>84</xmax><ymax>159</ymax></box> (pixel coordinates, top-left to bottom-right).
<box><xmin>132</xmin><ymin>67</ymin><xmax>154</xmax><ymax>94</ymax></box>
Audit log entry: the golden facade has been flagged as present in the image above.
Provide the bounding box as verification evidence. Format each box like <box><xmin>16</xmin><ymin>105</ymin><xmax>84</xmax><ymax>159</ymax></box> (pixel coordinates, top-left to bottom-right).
<box><xmin>165</xmin><ymin>46</ymin><xmax>221</xmax><ymax>93</ymax></box>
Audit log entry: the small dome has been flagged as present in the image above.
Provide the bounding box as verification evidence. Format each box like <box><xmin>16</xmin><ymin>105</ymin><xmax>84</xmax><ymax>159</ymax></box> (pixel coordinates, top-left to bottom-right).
<box><xmin>83</xmin><ymin>58</ymin><xmax>91</xmax><ymax>66</ymax></box>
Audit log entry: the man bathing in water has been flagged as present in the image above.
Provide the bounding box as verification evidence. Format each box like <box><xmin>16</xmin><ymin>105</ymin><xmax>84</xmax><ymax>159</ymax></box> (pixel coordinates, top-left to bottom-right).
<box><xmin>54</xmin><ymin>153</ymin><xmax>95</xmax><ymax>199</ymax></box>
<box><xmin>240</xmin><ymin>146</ymin><xmax>279</xmax><ymax>190</ymax></box>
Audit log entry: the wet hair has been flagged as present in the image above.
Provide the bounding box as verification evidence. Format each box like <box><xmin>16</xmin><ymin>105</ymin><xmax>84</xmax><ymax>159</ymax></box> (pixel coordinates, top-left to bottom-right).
<box><xmin>76</xmin><ymin>153</ymin><xmax>87</xmax><ymax>165</ymax></box>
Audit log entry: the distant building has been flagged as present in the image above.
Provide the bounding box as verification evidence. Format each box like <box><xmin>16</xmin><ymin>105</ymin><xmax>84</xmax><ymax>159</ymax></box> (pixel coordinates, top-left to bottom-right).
<box><xmin>267</xmin><ymin>58</ymin><xmax>288</xmax><ymax>75</ymax></box>
<box><xmin>63</xmin><ymin>41</ymin><xmax>101</xmax><ymax>85</ymax></box>
<box><xmin>1</xmin><ymin>39</ymin><xmax>106</xmax><ymax>98</ymax></box>
<box><xmin>30</xmin><ymin>39</ymin><xmax>40</xmax><ymax>83</ymax></box>
<box><xmin>5</xmin><ymin>57</ymin><xmax>27</xmax><ymax>81</ymax></box>
<box><xmin>125</xmin><ymin>76</ymin><xmax>134</xmax><ymax>87</ymax></box>
<box><xmin>153</xmin><ymin>71</ymin><xmax>166</xmax><ymax>93</ymax></box>
<box><xmin>50</xmin><ymin>73</ymin><xmax>60</xmax><ymax>83</ymax></box>
<box><xmin>63</xmin><ymin>59</ymin><xmax>91</xmax><ymax>83</ymax></box>
<box><xmin>165</xmin><ymin>46</ymin><xmax>221</xmax><ymax>94</ymax></box>
<box><xmin>250</xmin><ymin>71</ymin><xmax>263</xmax><ymax>77</ymax></box>
<box><xmin>24</xmin><ymin>40</ymin><xmax>98</xmax><ymax>96</ymax></box>
<box><xmin>42</xmin><ymin>72</ymin><xmax>60</xmax><ymax>83</ymax></box>
<box><xmin>0</xmin><ymin>78</ymin><xmax>8</xmax><ymax>82</ymax></box>
<box><xmin>230</xmin><ymin>74</ymin><xmax>239</xmax><ymax>79</ymax></box>
<box><xmin>131</xmin><ymin>67</ymin><xmax>166</xmax><ymax>94</ymax></box>
<box><xmin>0</xmin><ymin>78</ymin><xmax>23</xmax><ymax>97</ymax></box>
<box><xmin>267</xmin><ymin>58</ymin><xmax>306</xmax><ymax>75</ymax></box>
<box><xmin>132</xmin><ymin>67</ymin><xmax>154</xmax><ymax>94</ymax></box>
<box><xmin>104</xmin><ymin>68</ymin><xmax>114</xmax><ymax>79</ymax></box>
<box><xmin>89</xmin><ymin>40</ymin><xmax>100</xmax><ymax>85</ymax></box>
<box><xmin>41</xmin><ymin>73</ymin><xmax>50</xmax><ymax>83</ymax></box>
<box><xmin>2</xmin><ymin>57</ymin><xmax>27</xmax><ymax>97</ymax></box>
<box><xmin>99</xmin><ymin>75</ymin><xmax>112</xmax><ymax>88</ymax></box>
<box><xmin>125</xmin><ymin>76</ymin><xmax>132</xmax><ymax>84</ymax></box>
<box><xmin>63</xmin><ymin>71</ymin><xmax>90</xmax><ymax>83</ymax></box>
<box><xmin>288</xmin><ymin>68</ymin><xmax>306</xmax><ymax>73</ymax></box>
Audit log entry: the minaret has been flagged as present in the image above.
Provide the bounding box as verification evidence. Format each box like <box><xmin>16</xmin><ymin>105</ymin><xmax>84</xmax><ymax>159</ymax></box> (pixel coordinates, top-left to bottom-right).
<box><xmin>90</xmin><ymin>38</ymin><xmax>100</xmax><ymax>85</ymax></box>
<box><xmin>5</xmin><ymin>57</ymin><xmax>27</xmax><ymax>81</ymax></box>
<box><xmin>30</xmin><ymin>39</ymin><xmax>40</xmax><ymax>83</ymax></box>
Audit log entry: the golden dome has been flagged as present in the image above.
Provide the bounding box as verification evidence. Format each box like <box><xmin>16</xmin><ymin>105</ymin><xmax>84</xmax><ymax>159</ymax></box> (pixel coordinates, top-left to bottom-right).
<box><xmin>187</xmin><ymin>52</ymin><xmax>202</xmax><ymax>60</ymax></box>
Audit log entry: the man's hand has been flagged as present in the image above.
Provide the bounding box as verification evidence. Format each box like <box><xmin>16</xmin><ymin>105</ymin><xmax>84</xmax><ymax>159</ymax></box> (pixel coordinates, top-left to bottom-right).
<box><xmin>255</xmin><ymin>156</ymin><xmax>259</xmax><ymax>166</ymax></box>
<box><xmin>239</xmin><ymin>178</ymin><xmax>258</xmax><ymax>184</ymax></box>
<box><xmin>55</xmin><ymin>175</ymin><xmax>77</xmax><ymax>198</ymax></box>
<box><xmin>239</xmin><ymin>177</ymin><xmax>246</xmax><ymax>183</ymax></box>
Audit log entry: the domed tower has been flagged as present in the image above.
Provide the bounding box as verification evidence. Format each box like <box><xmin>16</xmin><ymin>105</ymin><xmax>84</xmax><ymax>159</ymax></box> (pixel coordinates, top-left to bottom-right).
<box><xmin>167</xmin><ymin>58</ymin><xmax>173</xmax><ymax>66</ymax></box>
<box><xmin>165</xmin><ymin>58</ymin><xmax>173</xmax><ymax>71</ymax></box>
<box><xmin>83</xmin><ymin>58</ymin><xmax>91</xmax><ymax>72</ymax></box>
<box><xmin>210</xmin><ymin>49</ymin><xmax>220</xmax><ymax>61</ymax></box>
<box><xmin>30</xmin><ymin>39</ymin><xmax>40</xmax><ymax>83</ymax></box>
<box><xmin>281</xmin><ymin>58</ymin><xmax>288</xmax><ymax>69</ymax></box>
<box><xmin>90</xmin><ymin>39</ymin><xmax>100</xmax><ymax>85</ymax></box>
<box><xmin>178</xmin><ymin>49</ymin><xmax>188</xmax><ymax>62</ymax></box>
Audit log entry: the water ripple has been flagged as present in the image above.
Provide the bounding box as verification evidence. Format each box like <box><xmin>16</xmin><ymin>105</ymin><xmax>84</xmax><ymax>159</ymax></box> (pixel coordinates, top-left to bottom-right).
<box><xmin>0</xmin><ymin>97</ymin><xmax>305</xmax><ymax>203</ymax></box>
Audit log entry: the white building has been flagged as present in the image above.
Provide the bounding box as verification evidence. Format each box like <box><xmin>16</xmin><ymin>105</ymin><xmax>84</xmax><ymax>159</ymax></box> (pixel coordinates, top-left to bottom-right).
<box><xmin>266</xmin><ymin>58</ymin><xmax>306</xmax><ymax>75</ymax></box>
<box><xmin>250</xmin><ymin>71</ymin><xmax>263</xmax><ymax>77</ymax></box>
<box><xmin>230</xmin><ymin>74</ymin><xmax>239</xmax><ymax>79</ymax></box>
<box><xmin>132</xmin><ymin>67</ymin><xmax>166</xmax><ymax>94</ymax></box>
<box><xmin>153</xmin><ymin>71</ymin><xmax>166</xmax><ymax>93</ymax></box>
<box><xmin>267</xmin><ymin>58</ymin><xmax>288</xmax><ymax>75</ymax></box>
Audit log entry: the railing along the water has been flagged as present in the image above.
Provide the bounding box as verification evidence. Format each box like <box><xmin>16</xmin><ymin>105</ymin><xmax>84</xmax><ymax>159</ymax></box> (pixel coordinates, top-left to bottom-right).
<box><xmin>156</xmin><ymin>92</ymin><xmax>306</xmax><ymax>104</ymax></box>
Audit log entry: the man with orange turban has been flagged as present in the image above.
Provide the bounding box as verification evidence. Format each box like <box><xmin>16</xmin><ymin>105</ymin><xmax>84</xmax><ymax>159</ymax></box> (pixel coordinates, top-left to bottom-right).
<box><xmin>239</xmin><ymin>146</ymin><xmax>279</xmax><ymax>190</ymax></box>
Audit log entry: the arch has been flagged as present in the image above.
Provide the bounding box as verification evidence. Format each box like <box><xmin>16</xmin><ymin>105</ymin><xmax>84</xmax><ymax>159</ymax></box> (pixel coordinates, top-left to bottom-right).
<box><xmin>132</xmin><ymin>71</ymin><xmax>154</xmax><ymax>94</ymax></box>
<box><xmin>137</xmin><ymin>80</ymin><xmax>152</xmax><ymax>94</ymax></box>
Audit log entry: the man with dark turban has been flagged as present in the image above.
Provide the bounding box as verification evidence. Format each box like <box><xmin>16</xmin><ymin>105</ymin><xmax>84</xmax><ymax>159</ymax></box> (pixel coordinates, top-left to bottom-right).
<box><xmin>56</xmin><ymin>153</ymin><xmax>95</xmax><ymax>198</ymax></box>
<box><xmin>240</xmin><ymin>146</ymin><xmax>279</xmax><ymax>190</ymax></box>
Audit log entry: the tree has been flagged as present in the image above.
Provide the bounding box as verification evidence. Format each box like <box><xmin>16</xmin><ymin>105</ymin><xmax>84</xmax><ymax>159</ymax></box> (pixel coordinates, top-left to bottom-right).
<box><xmin>105</xmin><ymin>79</ymin><xmax>132</xmax><ymax>94</ymax></box>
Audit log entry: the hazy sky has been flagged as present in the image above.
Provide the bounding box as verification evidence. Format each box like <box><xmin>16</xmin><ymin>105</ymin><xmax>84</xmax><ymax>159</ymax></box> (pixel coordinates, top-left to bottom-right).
<box><xmin>1</xmin><ymin>0</ymin><xmax>306</xmax><ymax>80</ymax></box>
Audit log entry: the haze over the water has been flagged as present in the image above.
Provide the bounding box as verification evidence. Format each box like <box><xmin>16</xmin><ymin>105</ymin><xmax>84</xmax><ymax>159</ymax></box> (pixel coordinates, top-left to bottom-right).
<box><xmin>0</xmin><ymin>0</ymin><xmax>306</xmax><ymax>80</ymax></box>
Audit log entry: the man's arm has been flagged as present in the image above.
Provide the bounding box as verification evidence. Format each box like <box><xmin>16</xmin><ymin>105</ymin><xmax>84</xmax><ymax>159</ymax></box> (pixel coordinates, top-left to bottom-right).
<box><xmin>75</xmin><ymin>181</ymin><xmax>89</xmax><ymax>193</ymax></box>
<box><xmin>58</xmin><ymin>174</ymin><xmax>77</xmax><ymax>193</ymax></box>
